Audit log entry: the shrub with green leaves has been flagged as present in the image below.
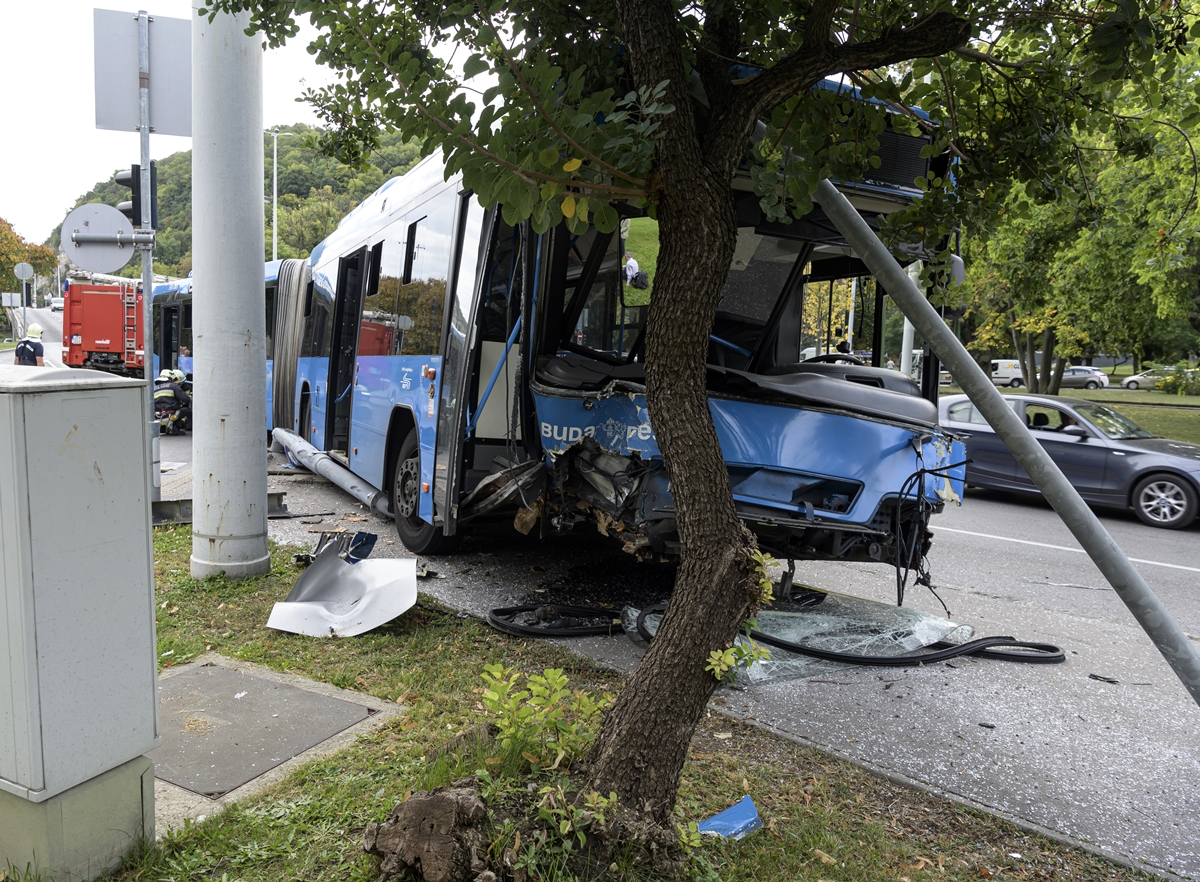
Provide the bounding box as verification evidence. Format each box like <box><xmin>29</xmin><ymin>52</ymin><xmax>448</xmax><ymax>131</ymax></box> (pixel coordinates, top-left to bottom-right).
<box><xmin>480</xmin><ymin>665</ymin><xmax>610</xmax><ymax>771</ymax></box>
<box><xmin>1158</xmin><ymin>362</ymin><xmax>1200</xmax><ymax>396</ymax></box>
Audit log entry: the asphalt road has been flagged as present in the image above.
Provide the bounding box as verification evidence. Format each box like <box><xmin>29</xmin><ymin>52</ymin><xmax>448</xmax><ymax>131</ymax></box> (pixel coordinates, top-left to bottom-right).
<box><xmin>252</xmin><ymin>463</ymin><xmax>1200</xmax><ymax>879</ymax></box>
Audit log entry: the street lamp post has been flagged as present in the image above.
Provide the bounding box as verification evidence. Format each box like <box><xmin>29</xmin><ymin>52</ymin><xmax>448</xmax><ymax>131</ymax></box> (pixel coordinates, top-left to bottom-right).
<box><xmin>269</xmin><ymin>129</ymin><xmax>295</xmax><ymax>262</ymax></box>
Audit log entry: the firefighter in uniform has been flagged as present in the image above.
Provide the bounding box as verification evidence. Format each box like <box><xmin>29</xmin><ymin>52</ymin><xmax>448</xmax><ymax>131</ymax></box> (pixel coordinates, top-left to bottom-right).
<box><xmin>154</xmin><ymin>369</ymin><xmax>192</xmax><ymax>433</ymax></box>
<box><xmin>13</xmin><ymin>324</ymin><xmax>45</xmax><ymax>366</ymax></box>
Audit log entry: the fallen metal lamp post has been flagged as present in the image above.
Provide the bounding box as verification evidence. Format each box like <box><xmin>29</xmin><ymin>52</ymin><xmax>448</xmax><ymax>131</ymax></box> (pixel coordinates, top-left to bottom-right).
<box><xmin>813</xmin><ymin>178</ymin><xmax>1200</xmax><ymax>708</ymax></box>
<box><xmin>272</xmin><ymin>427</ymin><xmax>391</xmax><ymax>516</ymax></box>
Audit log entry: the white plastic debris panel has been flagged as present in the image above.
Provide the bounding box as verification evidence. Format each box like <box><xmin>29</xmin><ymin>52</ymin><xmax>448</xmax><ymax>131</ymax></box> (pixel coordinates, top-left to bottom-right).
<box><xmin>627</xmin><ymin>589</ymin><xmax>974</xmax><ymax>684</ymax></box>
<box><xmin>267</xmin><ymin>533</ymin><xmax>417</xmax><ymax>637</ymax></box>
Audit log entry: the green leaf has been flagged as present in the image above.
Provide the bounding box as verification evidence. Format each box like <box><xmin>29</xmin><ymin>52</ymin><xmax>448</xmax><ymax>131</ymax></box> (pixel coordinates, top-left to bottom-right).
<box><xmin>462</xmin><ymin>53</ymin><xmax>489</xmax><ymax>79</ymax></box>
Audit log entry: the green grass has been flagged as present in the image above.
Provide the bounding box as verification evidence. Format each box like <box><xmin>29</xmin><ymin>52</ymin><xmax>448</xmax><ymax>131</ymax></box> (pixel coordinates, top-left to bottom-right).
<box><xmin>1109</xmin><ymin>405</ymin><xmax>1200</xmax><ymax>444</ymax></box>
<box><xmin>622</xmin><ymin>217</ymin><xmax>659</xmax><ymax>307</ymax></box>
<box><xmin>107</xmin><ymin>526</ymin><xmax>1161</xmax><ymax>882</ymax></box>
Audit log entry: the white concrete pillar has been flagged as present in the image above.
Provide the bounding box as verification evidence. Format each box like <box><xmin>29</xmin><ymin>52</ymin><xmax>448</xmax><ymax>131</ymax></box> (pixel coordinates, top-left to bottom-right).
<box><xmin>190</xmin><ymin>3</ymin><xmax>269</xmax><ymax>578</ymax></box>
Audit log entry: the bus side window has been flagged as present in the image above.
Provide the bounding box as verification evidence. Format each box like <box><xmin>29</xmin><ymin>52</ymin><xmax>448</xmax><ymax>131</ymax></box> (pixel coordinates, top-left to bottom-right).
<box><xmin>305</xmin><ymin>276</ymin><xmax>333</xmax><ymax>358</ymax></box>
<box><xmin>265</xmin><ymin>282</ymin><xmax>277</xmax><ymax>361</ymax></box>
<box><xmin>358</xmin><ymin>243</ymin><xmax>392</xmax><ymax>356</ymax></box>
<box><xmin>181</xmin><ymin>304</ymin><xmax>193</xmax><ymax>360</ymax></box>
<box><xmin>395</xmin><ymin>194</ymin><xmax>455</xmax><ymax>355</ymax></box>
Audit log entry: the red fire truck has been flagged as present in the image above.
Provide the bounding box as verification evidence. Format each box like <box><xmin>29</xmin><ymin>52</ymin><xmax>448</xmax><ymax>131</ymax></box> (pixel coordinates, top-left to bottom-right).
<box><xmin>61</xmin><ymin>275</ymin><xmax>146</xmax><ymax>376</ymax></box>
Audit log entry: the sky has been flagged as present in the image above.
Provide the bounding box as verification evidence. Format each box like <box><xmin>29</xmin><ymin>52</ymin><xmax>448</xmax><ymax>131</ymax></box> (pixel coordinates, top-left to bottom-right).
<box><xmin>0</xmin><ymin>1</ymin><xmax>335</xmax><ymax>244</ymax></box>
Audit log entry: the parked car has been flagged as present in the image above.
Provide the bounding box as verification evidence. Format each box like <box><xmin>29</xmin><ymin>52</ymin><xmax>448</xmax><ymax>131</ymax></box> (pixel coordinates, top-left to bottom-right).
<box><xmin>940</xmin><ymin>393</ymin><xmax>1200</xmax><ymax>528</ymax></box>
<box><xmin>1055</xmin><ymin>366</ymin><xmax>1109</xmax><ymax>389</ymax></box>
<box><xmin>1122</xmin><ymin>368</ymin><xmax>1169</xmax><ymax>390</ymax></box>
<box><xmin>50</xmin><ymin>296</ymin><xmax>64</xmax><ymax>312</ymax></box>
<box><xmin>1122</xmin><ymin>367</ymin><xmax>1197</xmax><ymax>390</ymax></box>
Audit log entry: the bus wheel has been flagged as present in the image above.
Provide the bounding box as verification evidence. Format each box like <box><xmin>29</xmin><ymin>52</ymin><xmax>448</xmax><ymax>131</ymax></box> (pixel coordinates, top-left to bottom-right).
<box><xmin>391</xmin><ymin>428</ymin><xmax>460</xmax><ymax>554</ymax></box>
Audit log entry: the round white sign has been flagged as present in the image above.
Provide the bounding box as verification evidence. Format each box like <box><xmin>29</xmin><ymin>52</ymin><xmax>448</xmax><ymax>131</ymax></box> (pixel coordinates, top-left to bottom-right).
<box><xmin>13</xmin><ymin>262</ymin><xmax>33</xmax><ymax>281</ymax></box>
<box><xmin>60</xmin><ymin>203</ymin><xmax>136</xmax><ymax>274</ymax></box>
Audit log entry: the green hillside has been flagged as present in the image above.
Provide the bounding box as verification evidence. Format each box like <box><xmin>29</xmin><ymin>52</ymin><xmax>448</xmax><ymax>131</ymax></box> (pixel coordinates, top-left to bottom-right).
<box><xmin>50</xmin><ymin>125</ymin><xmax>421</xmax><ymax>278</ymax></box>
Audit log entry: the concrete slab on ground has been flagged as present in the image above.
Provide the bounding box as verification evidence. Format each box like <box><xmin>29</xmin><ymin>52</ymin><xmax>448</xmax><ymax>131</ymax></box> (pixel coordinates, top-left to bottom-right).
<box><xmin>152</xmin><ymin>654</ymin><xmax>401</xmax><ymax>835</ymax></box>
<box><xmin>150</xmin><ymin>664</ymin><xmax>371</xmax><ymax>797</ymax></box>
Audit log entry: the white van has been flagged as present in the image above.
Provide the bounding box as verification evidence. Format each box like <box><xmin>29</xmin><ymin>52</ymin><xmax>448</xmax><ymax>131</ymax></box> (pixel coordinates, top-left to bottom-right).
<box><xmin>991</xmin><ymin>359</ymin><xmax>1026</xmax><ymax>387</ymax></box>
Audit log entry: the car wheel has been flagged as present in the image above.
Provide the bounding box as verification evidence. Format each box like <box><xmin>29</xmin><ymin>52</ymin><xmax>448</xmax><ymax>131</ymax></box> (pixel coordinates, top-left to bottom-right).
<box><xmin>392</xmin><ymin>428</ymin><xmax>461</xmax><ymax>554</ymax></box>
<box><xmin>1126</xmin><ymin>380</ymin><xmax>1139</xmax><ymax>390</ymax></box>
<box><xmin>1010</xmin><ymin>378</ymin><xmax>1023</xmax><ymax>388</ymax></box>
<box><xmin>1132</xmin><ymin>474</ymin><xmax>1198</xmax><ymax>529</ymax></box>
<box><xmin>1085</xmin><ymin>380</ymin><xmax>1099</xmax><ymax>390</ymax></box>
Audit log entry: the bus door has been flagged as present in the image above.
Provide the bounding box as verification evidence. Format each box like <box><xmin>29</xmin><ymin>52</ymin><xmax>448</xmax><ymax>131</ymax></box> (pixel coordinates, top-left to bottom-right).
<box><xmin>431</xmin><ymin>200</ymin><xmax>488</xmax><ymax>533</ymax></box>
<box><xmin>326</xmin><ymin>248</ymin><xmax>369</xmax><ymax>455</ymax></box>
<box><xmin>155</xmin><ymin>303</ymin><xmax>181</xmax><ymax>372</ymax></box>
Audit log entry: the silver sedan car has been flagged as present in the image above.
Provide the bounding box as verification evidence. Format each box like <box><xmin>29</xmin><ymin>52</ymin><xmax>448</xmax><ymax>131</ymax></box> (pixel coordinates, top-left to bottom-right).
<box><xmin>1056</xmin><ymin>366</ymin><xmax>1109</xmax><ymax>389</ymax></box>
<box><xmin>940</xmin><ymin>393</ymin><xmax>1200</xmax><ymax>528</ymax></box>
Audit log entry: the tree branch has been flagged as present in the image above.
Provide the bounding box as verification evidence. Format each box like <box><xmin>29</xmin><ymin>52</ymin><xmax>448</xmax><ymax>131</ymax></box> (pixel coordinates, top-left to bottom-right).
<box><xmin>739</xmin><ymin>11</ymin><xmax>972</xmax><ymax>121</ymax></box>
<box><xmin>953</xmin><ymin>45</ymin><xmax>1034</xmax><ymax>70</ymax></box>
<box><xmin>1113</xmin><ymin>113</ymin><xmax>1199</xmax><ymax>239</ymax></box>
<box><xmin>473</xmin><ymin>0</ymin><xmax>647</xmax><ymax>187</ymax></box>
<box><xmin>825</xmin><ymin>13</ymin><xmax>973</xmax><ymax>84</ymax></box>
<box><xmin>344</xmin><ymin>12</ymin><xmax>645</xmax><ymax>199</ymax></box>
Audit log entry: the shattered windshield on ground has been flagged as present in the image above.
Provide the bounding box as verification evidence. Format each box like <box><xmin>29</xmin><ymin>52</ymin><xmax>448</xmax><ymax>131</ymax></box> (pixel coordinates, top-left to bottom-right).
<box><xmin>627</xmin><ymin>590</ymin><xmax>974</xmax><ymax>684</ymax></box>
<box><xmin>1075</xmin><ymin>404</ymin><xmax>1154</xmax><ymax>440</ymax></box>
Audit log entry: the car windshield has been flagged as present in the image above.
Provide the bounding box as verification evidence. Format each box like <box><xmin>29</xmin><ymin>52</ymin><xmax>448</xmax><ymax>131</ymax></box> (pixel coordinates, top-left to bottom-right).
<box><xmin>1075</xmin><ymin>404</ymin><xmax>1154</xmax><ymax>440</ymax></box>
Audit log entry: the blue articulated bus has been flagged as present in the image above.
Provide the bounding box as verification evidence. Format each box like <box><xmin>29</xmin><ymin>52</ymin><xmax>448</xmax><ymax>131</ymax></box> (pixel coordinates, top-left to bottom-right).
<box><xmin>153</xmin><ymin>260</ymin><xmax>290</xmax><ymax>432</ymax></box>
<box><xmin>260</xmin><ymin>137</ymin><xmax>965</xmax><ymax>565</ymax></box>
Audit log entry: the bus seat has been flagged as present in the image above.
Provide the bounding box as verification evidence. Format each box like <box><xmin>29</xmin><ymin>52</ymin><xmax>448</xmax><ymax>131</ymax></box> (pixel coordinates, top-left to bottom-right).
<box><xmin>707</xmin><ymin>365</ymin><xmax>939</xmax><ymax>428</ymax></box>
<box><xmin>764</xmin><ymin>361</ymin><xmax>922</xmax><ymax>397</ymax></box>
<box><xmin>535</xmin><ymin>355</ymin><xmax>646</xmax><ymax>391</ymax></box>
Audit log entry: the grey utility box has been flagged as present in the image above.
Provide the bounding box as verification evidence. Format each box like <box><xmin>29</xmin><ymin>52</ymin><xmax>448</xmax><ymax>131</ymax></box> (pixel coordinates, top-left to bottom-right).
<box><xmin>0</xmin><ymin>366</ymin><xmax>159</xmax><ymax>803</ymax></box>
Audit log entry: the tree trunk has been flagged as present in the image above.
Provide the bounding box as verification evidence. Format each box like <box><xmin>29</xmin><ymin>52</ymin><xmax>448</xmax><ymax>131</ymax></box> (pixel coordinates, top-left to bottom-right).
<box><xmin>1024</xmin><ymin>330</ymin><xmax>1038</xmax><ymax>390</ymax></box>
<box><xmin>1046</xmin><ymin>329</ymin><xmax>1067</xmax><ymax>395</ymax></box>
<box><xmin>582</xmin><ymin>0</ymin><xmax>761</xmax><ymax>823</ymax></box>
<box><xmin>582</xmin><ymin>172</ymin><xmax>759</xmax><ymax>821</ymax></box>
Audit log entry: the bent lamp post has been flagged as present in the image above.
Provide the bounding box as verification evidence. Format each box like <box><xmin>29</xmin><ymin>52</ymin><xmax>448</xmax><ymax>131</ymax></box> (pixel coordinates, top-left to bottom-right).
<box><xmin>813</xmin><ymin>178</ymin><xmax>1200</xmax><ymax>709</ymax></box>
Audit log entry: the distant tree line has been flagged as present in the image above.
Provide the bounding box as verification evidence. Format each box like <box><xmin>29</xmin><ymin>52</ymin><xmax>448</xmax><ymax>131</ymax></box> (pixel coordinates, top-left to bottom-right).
<box><xmin>48</xmin><ymin>124</ymin><xmax>421</xmax><ymax>279</ymax></box>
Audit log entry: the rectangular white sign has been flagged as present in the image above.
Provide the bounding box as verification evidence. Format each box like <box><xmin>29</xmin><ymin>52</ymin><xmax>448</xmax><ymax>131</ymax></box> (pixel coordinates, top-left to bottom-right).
<box><xmin>94</xmin><ymin>8</ymin><xmax>192</xmax><ymax>137</ymax></box>
<box><xmin>2</xmin><ymin>293</ymin><xmax>20</xmax><ymax>308</ymax></box>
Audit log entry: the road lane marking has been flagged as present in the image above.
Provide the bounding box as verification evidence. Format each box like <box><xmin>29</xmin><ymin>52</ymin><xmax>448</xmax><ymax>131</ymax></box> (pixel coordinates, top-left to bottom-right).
<box><xmin>934</xmin><ymin>526</ymin><xmax>1200</xmax><ymax>574</ymax></box>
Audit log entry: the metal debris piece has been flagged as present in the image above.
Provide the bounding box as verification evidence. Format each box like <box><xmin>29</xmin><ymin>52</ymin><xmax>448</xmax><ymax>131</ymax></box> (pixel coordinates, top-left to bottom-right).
<box><xmin>268</xmin><ymin>532</ymin><xmax>415</xmax><ymax>637</ymax></box>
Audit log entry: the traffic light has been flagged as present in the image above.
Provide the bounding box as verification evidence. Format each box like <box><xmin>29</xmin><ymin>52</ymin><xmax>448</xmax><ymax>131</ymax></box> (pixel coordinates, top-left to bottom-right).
<box><xmin>115</xmin><ymin>162</ymin><xmax>158</xmax><ymax>228</ymax></box>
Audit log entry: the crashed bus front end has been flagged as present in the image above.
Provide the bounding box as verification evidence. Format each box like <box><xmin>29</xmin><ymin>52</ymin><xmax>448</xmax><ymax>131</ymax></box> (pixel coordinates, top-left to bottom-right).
<box><xmin>520</xmin><ymin>200</ymin><xmax>965</xmax><ymax>565</ymax></box>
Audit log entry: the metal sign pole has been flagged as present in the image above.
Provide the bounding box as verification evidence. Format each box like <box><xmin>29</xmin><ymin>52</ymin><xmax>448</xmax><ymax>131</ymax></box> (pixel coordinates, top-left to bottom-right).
<box><xmin>137</xmin><ymin>9</ymin><xmax>160</xmax><ymax>501</ymax></box>
<box><xmin>814</xmin><ymin>177</ymin><xmax>1200</xmax><ymax>707</ymax></box>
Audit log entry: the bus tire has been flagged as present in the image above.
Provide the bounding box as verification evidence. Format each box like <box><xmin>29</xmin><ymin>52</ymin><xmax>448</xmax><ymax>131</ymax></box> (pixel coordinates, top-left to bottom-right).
<box><xmin>392</xmin><ymin>428</ymin><xmax>461</xmax><ymax>555</ymax></box>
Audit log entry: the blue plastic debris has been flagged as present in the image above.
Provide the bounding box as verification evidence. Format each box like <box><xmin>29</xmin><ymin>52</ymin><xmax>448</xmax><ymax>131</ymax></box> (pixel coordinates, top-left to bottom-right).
<box><xmin>696</xmin><ymin>795</ymin><xmax>763</xmax><ymax>840</ymax></box>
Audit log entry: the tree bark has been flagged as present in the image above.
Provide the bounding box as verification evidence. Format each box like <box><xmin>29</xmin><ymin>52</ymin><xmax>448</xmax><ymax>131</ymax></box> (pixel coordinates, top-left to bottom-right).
<box><xmin>582</xmin><ymin>0</ymin><xmax>760</xmax><ymax>822</ymax></box>
<box><xmin>582</xmin><ymin>0</ymin><xmax>971</xmax><ymax>825</ymax></box>
<box><xmin>1024</xmin><ymin>329</ymin><xmax>1038</xmax><ymax>390</ymax></box>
